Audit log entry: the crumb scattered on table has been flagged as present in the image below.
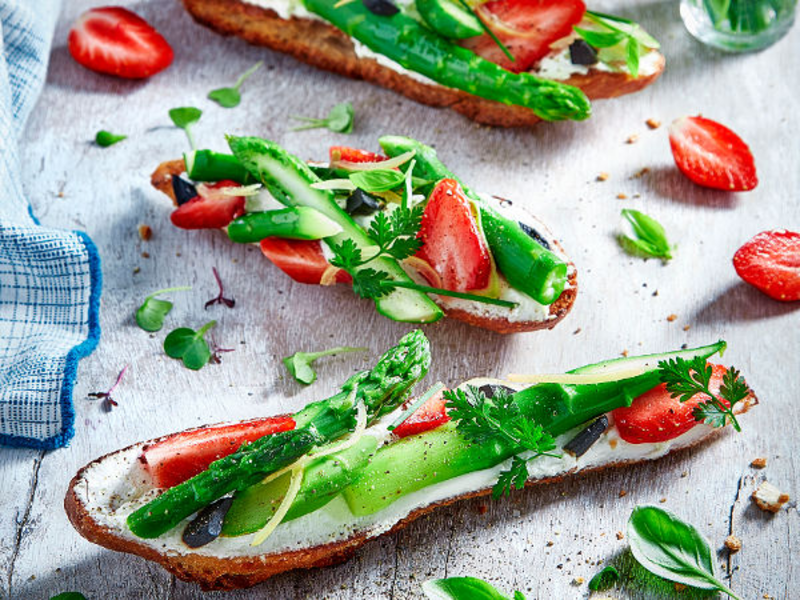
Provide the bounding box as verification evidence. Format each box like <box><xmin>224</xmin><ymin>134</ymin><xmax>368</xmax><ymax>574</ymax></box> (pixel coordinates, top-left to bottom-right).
<box><xmin>725</xmin><ymin>535</ymin><xmax>742</xmax><ymax>553</ymax></box>
<box><xmin>646</xmin><ymin>118</ymin><xmax>661</xmax><ymax>129</ymax></box>
<box><xmin>597</xmin><ymin>172</ymin><xmax>610</xmax><ymax>181</ymax></box>
<box><xmin>626</xmin><ymin>134</ymin><xmax>639</xmax><ymax>144</ymax></box>
<box><xmin>751</xmin><ymin>457</ymin><xmax>767</xmax><ymax>469</ymax></box>
<box><xmin>752</xmin><ymin>481</ymin><xmax>790</xmax><ymax>513</ymax></box>
<box><xmin>667</xmin><ymin>314</ymin><xmax>678</xmax><ymax>322</ymax></box>
<box><xmin>138</xmin><ymin>224</ymin><xmax>152</xmax><ymax>241</ymax></box>
<box><xmin>617</xmin><ymin>193</ymin><xmax>628</xmax><ymax>199</ymax></box>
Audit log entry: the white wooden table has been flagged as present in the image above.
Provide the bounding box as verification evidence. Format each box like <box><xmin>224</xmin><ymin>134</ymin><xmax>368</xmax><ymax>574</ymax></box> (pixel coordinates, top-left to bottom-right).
<box><xmin>2</xmin><ymin>1</ymin><xmax>798</xmax><ymax>598</ymax></box>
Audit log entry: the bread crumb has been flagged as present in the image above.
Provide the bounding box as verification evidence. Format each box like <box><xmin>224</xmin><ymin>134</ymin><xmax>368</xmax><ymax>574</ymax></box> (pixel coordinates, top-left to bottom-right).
<box><xmin>616</xmin><ymin>531</ymin><xmax>624</xmax><ymax>540</ymax></box>
<box><xmin>132</xmin><ymin>267</ymin><xmax>140</xmax><ymax>274</ymax></box>
<box><xmin>619</xmin><ymin>489</ymin><xmax>627</xmax><ymax>498</ymax></box>
<box><xmin>621</xmin><ymin>349</ymin><xmax>629</xmax><ymax>357</ymax></box>
<box><xmin>683</xmin><ymin>325</ymin><xmax>691</xmax><ymax>331</ymax></box>
<box><xmin>675</xmin><ymin>583</ymin><xmax>687</xmax><ymax>591</ymax></box>
<box><xmin>597</xmin><ymin>172</ymin><xmax>610</xmax><ymax>181</ymax></box>
<box><xmin>617</xmin><ymin>193</ymin><xmax>628</xmax><ymax>199</ymax></box>
<box><xmin>631</xmin><ymin>167</ymin><xmax>650</xmax><ymax>179</ymax></box>
<box><xmin>659</xmin><ymin>497</ymin><xmax>667</xmax><ymax>503</ymax></box>
<box><xmin>141</xmin><ymin>252</ymin><xmax>150</xmax><ymax>259</ymax></box>
<box><xmin>750</xmin><ymin>457</ymin><xmax>767</xmax><ymax>469</ymax></box>
<box><xmin>724</xmin><ymin>535</ymin><xmax>742</xmax><ymax>553</ymax></box>
<box><xmin>138</xmin><ymin>224</ymin><xmax>153</xmax><ymax>241</ymax></box>
<box><xmin>667</xmin><ymin>314</ymin><xmax>678</xmax><ymax>322</ymax></box>
<box><xmin>626</xmin><ymin>134</ymin><xmax>639</xmax><ymax>144</ymax></box>
<box><xmin>546</xmin><ymin>540</ymin><xmax>554</xmax><ymax>547</ymax></box>
<box><xmin>681</xmin><ymin>471</ymin><xmax>688</xmax><ymax>478</ymax></box>
<box><xmin>646</xmin><ymin>118</ymin><xmax>661</xmax><ymax>129</ymax></box>
<box><xmin>572</xmin><ymin>577</ymin><xmax>584</xmax><ymax>585</ymax></box>
<box><xmin>573</xmin><ymin>328</ymin><xmax>582</xmax><ymax>335</ymax></box>
<box><xmin>752</xmin><ymin>481</ymin><xmax>790</xmax><ymax>513</ymax></box>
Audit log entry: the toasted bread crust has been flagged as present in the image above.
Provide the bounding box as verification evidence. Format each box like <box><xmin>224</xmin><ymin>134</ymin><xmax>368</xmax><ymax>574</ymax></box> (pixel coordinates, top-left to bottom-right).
<box><xmin>151</xmin><ymin>158</ymin><xmax>576</xmax><ymax>333</ymax></box>
<box><xmin>179</xmin><ymin>0</ymin><xmax>664</xmax><ymax>127</ymax></box>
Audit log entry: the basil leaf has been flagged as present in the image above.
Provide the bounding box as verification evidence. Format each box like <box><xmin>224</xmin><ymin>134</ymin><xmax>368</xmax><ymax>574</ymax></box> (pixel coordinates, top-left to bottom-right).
<box><xmin>349</xmin><ymin>169</ymin><xmax>406</xmax><ymax>193</ymax></box>
<box><xmin>627</xmin><ymin>506</ymin><xmax>741</xmax><ymax>599</ymax></box>
<box><xmin>422</xmin><ymin>576</ymin><xmax>516</xmax><ymax>600</ymax></box>
<box><xmin>95</xmin><ymin>130</ymin><xmax>127</xmax><ymax>147</ymax></box>
<box><xmin>574</xmin><ymin>27</ymin><xmax>627</xmax><ymax>48</ymax></box>
<box><xmin>618</xmin><ymin>209</ymin><xmax>672</xmax><ymax>261</ymax></box>
<box><xmin>588</xmin><ymin>565</ymin><xmax>620</xmax><ymax>591</ymax></box>
<box><xmin>164</xmin><ymin>321</ymin><xmax>216</xmax><ymax>371</ymax></box>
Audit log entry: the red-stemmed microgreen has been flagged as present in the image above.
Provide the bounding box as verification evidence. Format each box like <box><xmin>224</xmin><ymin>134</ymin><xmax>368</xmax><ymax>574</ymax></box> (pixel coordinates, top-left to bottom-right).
<box><xmin>88</xmin><ymin>365</ymin><xmax>128</xmax><ymax>412</ymax></box>
<box><xmin>209</xmin><ymin>335</ymin><xmax>236</xmax><ymax>365</ymax></box>
<box><xmin>136</xmin><ymin>286</ymin><xmax>192</xmax><ymax>332</ymax></box>
<box><xmin>164</xmin><ymin>321</ymin><xmax>217</xmax><ymax>371</ymax></box>
<box><xmin>205</xmin><ymin>267</ymin><xmax>235</xmax><ymax>309</ymax></box>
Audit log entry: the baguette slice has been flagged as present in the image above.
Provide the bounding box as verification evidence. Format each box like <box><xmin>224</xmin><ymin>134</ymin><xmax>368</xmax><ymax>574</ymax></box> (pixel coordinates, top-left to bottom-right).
<box><xmin>65</xmin><ymin>379</ymin><xmax>756</xmax><ymax>591</ymax></box>
<box><xmin>151</xmin><ymin>158</ymin><xmax>577</xmax><ymax>334</ymax></box>
<box><xmin>179</xmin><ymin>0</ymin><xmax>665</xmax><ymax>127</ymax></box>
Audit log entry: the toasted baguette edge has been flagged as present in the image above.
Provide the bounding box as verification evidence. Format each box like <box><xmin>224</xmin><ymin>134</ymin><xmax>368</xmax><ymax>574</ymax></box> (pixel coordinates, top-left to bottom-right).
<box><xmin>150</xmin><ymin>158</ymin><xmax>577</xmax><ymax>334</ymax></box>
<box><xmin>179</xmin><ymin>0</ymin><xmax>665</xmax><ymax>128</ymax></box>
<box><xmin>65</xmin><ymin>391</ymin><xmax>756</xmax><ymax>592</ymax></box>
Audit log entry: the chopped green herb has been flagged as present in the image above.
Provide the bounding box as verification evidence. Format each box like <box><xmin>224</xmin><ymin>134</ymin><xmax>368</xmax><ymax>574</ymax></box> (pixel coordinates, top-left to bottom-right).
<box><xmin>164</xmin><ymin>321</ymin><xmax>217</xmax><ymax>370</ymax></box>
<box><xmin>168</xmin><ymin>106</ymin><xmax>202</xmax><ymax>150</ymax></box>
<box><xmin>283</xmin><ymin>346</ymin><xmax>368</xmax><ymax>385</ymax></box>
<box><xmin>208</xmin><ymin>61</ymin><xmax>263</xmax><ymax>108</ymax></box>
<box><xmin>588</xmin><ymin>565</ymin><xmax>620</xmax><ymax>591</ymax></box>
<box><xmin>95</xmin><ymin>130</ymin><xmax>127</xmax><ymax>147</ymax></box>
<box><xmin>422</xmin><ymin>576</ymin><xmax>523</xmax><ymax>600</ymax></box>
<box><xmin>657</xmin><ymin>356</ymin><xmax>750</xmax><ymax>431</ymax></box>
<box><xmin>628</xmin><ymin>505</ymin><xmax>741</xmax><ymax>599</ymax></box>
<box><xmin>617</xmin><ymin>208</ymin><xmax>673</xmax><ymax>262</ymax></box>
<box><xmin>576</xmin><ymin>12</ymin><xmax>660</xmax><ymax>78</ymax></box>
<box><xmin>291</xmin><ymin>102</ymin><xmax>354</xmax><ymax>133</ymax></box>
<box><xmin>444</xmin><ymin>385</ymin><xmax>557</xmax><ymax>499</ymax></box>
<box><xmin>135</xmin><ymin>286</ymin><xmax>192</xmax><ymax>332</ymax></box>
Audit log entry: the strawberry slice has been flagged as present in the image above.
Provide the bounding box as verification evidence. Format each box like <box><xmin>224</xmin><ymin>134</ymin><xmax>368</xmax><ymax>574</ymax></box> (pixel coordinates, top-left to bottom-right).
<box><xmin>393</xmin><ymin>389</ymin><xmax>451</xmax><ymax>438</ymax></box>
<box><xmin>170</xmin><ymin>180</ymin><xmax>246</xmax><ymax>230</ymax></box>
<box><xmin>416</xmin><ymin>179</ymin><xmax>492</xmax><ymax>292</ymax></box>
<box><xmin>733</xmin><ymin>230</ymin><xmax>800</xmax><ymax>302</ymax></box>
<box><xmin>461</xmin><ymin>0</ymin><xmax>586</xmax><ymax>73</ymax></box>
<box><xmin>669</xmin><ymin>116</ymin><xmax>758</xmax><ymax>192</ymax></box>
<box><xmin>329</xmin><ymin>146</ymin><xmax>386</xmax><ymax>164</ymax></box>
<box><xmin>260</xmin><ymin>238</ymin><xmax>352</xmax><ymax>285</ymax></box>
<box><xmin>613</xmin><ymin>364</ymin><xmax>731</xmax><ymax>444</ymax></box>
<box><xmin>68</xmin><ymin>7</ymin><xmax>174</xmax><ymax>79</ymax></box>
<box><xmin>141</xmin><ymin>416</ymin><xmax>296</xmax><ymax>488</ymax></box>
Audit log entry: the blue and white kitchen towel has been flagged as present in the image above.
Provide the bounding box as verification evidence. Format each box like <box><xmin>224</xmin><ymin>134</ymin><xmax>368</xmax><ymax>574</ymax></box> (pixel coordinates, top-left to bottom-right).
<box><xmin>0</xmin><ymin>0</ymin><xmax>101</xmax><ymax>449</ymax></box>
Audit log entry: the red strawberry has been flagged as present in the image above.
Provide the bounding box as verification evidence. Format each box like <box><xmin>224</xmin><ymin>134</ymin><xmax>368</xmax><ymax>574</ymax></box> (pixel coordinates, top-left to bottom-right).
<box><xmin>260</xmin><ymin>238</ymin><xmax>352</xmax><ymax>285</ymax></box>
<box><xmin>613</xmin><ymin>364</ymin><xmax>731</xmax><ymax>444</ymax></box>
<box><xmin>329</xmin><ymin>146</ymin><xmax>386</xmax><ymax>164</ymax></box>
<box><xmin>416</xmin><ymin>179</ymin><xmax>492</xmax><ymax>292</ymax></box>
<box><xmin>393</xmin><ymin>389</ymin><xmax>451</xmax><ymax>438</ymax></box>
<box><xmin>668</xmin><ymin>116</ymin><xmax>758</xmax><ymax>191</ymax></box>
<box><xmin>733</xmin><ymin>230</ymin><xmax>800</xmax><ymax>302</ymax></box>
<box><xmin>68</xmin><ymin>7</ymin><xmax>174</xmax><ymax>79</ymax></box>
<box><xmin>141</xmin><ymin>416</ymin><xmax>296</xmax><ymax>488</ymax></box>
<box><xmin>170</xmin><ymin>180</ymin><xmax>246</xmax><ymax>230</ymax></box>
<box><xmin>461</xmin><ymin>0</ymin><xmax>586</xmax><ymax>73</ymax></box>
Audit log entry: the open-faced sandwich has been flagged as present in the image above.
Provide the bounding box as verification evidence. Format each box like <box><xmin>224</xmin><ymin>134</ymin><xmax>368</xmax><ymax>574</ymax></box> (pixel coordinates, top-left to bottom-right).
<box><xmin>151</xmin><ymin>136</ymin><xmax>577</xmax><ymax>333</ymax></box>
<box><xmin>177</xmin><ymin>0</ymin><xmax>664</xmax><ymax>126</ymax></box>
<box><xmin>66</xmin><ymin>331</ymin><xmax>757</xmax><ymax>590</ymax></box>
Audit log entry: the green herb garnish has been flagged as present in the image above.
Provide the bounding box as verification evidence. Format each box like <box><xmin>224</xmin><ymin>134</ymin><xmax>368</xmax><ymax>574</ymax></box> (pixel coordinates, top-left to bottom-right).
<box><xmin>617</xmin><ymin>208</ymin><xmax>673</xmax><ymax>262</ymax></box>
<box><xmin>455</xmin><ymin>0</ymin><xmax>516</xmax><ymax>64</ymax></box>
<box><xmin>349</xmin><ymin>169</ymin><xmax>407</xmax><ymax>193</ymax></box>
<box><xmin>95</xmin><ymin>130</ymin><xmax>127</xmax><ymax>147</ymax></box>
<box><xmin>208</xmin><ymin>61</ymin><xmax>263</xmax><ymax>108</ymax></box>
<box><xmin>164</xmin><ymin>321</ymin><xmax>217</xmax><ymax>370</ymax></box>
<box><xmin>658</xmin><ymin>356</ymin><xmax>750</xmax><ymax>431</ymax></box>
<box><xmin>135</xmin><ymin>286</ymin><xmax>192</xmax><ymax>332</ymax></box>
<box><xmin>291</xmin><ymin>102</ymin><xmax>354</xmax><ymax>133</ymax></box>
<box><xmin>283</xmin><ymin>346</ymin><xmax>367</xmax><ymax>385</ymax></box>
<box><xmin>576</xmin><ymin>12</ymin><xmax>660</xmax><ymax>78</ymax></box>
<box><xmin>628</xmin><ymin>505</ymin><xmax>741</xmax><ymax>599</ymax></box>
<box><xmin>588</xmin><ymin>565</ymin><xmax>620</xmax><ymax>591</ymax></box>
<box><xmin>168</xmin><ymin>106</ymin><xmax>203</xmax><ymax>149</ymax></box>
<box><xmin>444</xmin><ymin>385</ymin><xmax>557</xmax><ymax>499</ymax></box>
<box><xmin>422</xmin><ymin>576</ymin><xmax>525</xmax><ymax>600</ymax></box>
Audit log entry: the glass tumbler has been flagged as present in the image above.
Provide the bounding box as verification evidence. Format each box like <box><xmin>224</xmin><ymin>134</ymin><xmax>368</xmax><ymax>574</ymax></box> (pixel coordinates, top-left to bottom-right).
<box><xmin>680</xmin><ymin>0</ymin><xmax>797</xmax><ymax>51</ymax></box>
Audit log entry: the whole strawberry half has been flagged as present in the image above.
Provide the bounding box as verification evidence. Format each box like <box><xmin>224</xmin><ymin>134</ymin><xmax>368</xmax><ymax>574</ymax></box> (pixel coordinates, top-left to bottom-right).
<box><xmin>668</xmin><ymin>116</ymin><xmax>758</xmax><ymax>192</ymax></box>
<box><xmin>733</xmin><ymin>230</ymin><xmax>800</xmax><ymax>301</ymax></box>
<box><xmin>68</xmin><ymin>6</ymin><xmax>174</xmax><ymax>79</ymax></box>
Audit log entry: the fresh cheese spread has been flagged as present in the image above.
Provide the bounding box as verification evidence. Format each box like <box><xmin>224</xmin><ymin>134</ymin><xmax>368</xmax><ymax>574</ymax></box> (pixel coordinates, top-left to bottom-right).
<box><xmin>75</xmin><ymin>377</ymin><xmax>724</xmax><ymax>560</ymax></box>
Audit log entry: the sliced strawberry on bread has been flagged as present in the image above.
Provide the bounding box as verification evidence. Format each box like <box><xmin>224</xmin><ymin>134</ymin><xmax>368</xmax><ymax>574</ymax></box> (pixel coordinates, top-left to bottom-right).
<box><xmin>260</xmin><ymin>238</ymin><xmax>352</xmax><ymax>285</ymax></box>
<box><xmin>170</xmin><ymin>180</ymin><xmax>246</xmax><ymax>230</ymax></box>
<box><xmin>393</xmin><ymin>389</ymin><xmax>451</xmax><ymax>438</ymax></box>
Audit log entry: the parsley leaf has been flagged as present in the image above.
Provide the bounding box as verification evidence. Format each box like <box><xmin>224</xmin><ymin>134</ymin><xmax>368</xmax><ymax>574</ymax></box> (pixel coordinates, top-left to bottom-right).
<box><xmin>617</xmin><ymin>209</ymin><xmax>673</xmax><ymax>262</ymax></box>
<box><xmin>283</xmin><ymin>346</ymin><xmax>367</xmax><ymax>385</ymax></box>
<box><xmin>291</xmin><ymin>102</ymin><xmax>354</xmax><ymax>133</ymax></box>
<box><xmin>135</xmin><ymin>286</ymin><xmax>192</xmax><ymax>332</ymax></box>
<box><xmin>657</xmin><ymin>356</ymin><xmax>751</xmax><ymax>432</ymax></box>
<box><xmin>208</xmin><ymin>61</ymin><xmax>262</xmax><ymax>108</ymax></box>
<box><xmin>168</xmin><ymin>106</ymin><xmax>202</xmax><ymax>150</ymax></box>
<box><xmin>444</xmin><ymin>385</ymin><xmax>556</xmax><ymax>498</ymax></box>
<box><xmin>95</xmin><ymin>130</ymin><xmax>127</xmax><ymax>147</ymax></box>
<box><xmin>164</xmin><ymin>321</ymin><xmax>216</xmax><ymax>370</ymax></box>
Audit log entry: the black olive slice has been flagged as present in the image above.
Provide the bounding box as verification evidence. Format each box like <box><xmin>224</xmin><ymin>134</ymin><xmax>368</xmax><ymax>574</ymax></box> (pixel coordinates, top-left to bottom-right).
<box><xmin>182</xmin><ymin>497</ymin><xmax>234</xmax><ymax>548</ymax></box>
<box><xmin>362</xmin><ymin>0</ymin><xmax>399</xmax><ymax>16</ymax></box>
<box><xmin>518</xmin><ymin>221</ymin><xmax>551</xmax><ymax>250</ymax></box>
<box><xmin>346</xmin><ymin>189</ymin><xmax>382</xmax><ymax>216</ymax></box>
<box><xmin>569</xmin><ymin>39</ymin><xmax>598</xmax><ymax>66</ymax></box>
<box><xmin>172</xmin><ymin>175</ymin><xmax>198</xmax><ymax>206</ymax></box>
<box><xmin>563</xmin><ymin>416</ymin><xmax>609</xmax><ymax>458</ymax></box>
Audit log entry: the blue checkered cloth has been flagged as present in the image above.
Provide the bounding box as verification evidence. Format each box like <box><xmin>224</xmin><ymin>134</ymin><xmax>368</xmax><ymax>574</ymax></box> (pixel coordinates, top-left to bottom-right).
<box><xmin>0</xmin><ymin>0</ymin><xmax>101</xmax><ymax>449</ymax></box>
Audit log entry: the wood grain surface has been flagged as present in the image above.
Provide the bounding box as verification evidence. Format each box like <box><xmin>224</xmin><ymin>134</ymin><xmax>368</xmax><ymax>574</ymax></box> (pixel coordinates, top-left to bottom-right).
<box><xmin>1</xmin><ymin>1</ymin><xmax>797</xmax><ymax>598</ymax></box>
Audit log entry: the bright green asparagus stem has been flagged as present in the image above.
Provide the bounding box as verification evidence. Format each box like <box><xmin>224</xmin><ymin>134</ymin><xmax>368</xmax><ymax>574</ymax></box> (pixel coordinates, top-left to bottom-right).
<box><xmin>127</xmin><ymin>330</ymin><xmax>431</xmax><ymax>539</ymax></box>
<box><xmin>302</xmin><ymin>0</ymin><xmax>591</xmax><ymax>122</ymax></box>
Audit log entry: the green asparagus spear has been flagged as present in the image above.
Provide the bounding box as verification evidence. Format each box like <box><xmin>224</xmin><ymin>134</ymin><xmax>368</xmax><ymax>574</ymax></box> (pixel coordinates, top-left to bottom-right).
<box><xmin>127</xmin><ymin>330</ymin><xmax>431</xmax><ymax>539</ymax></box>
<box><xmin>184</xmin><ymin>149</ymin><xmax>254</xmax><ymax>183</ymax></box>
<box><xmin>379</xmin><ymin>135</ymin><xmax>567</xmax><ymax>305</ymax></box>
<box><xmin>302</xmin><ymin>0</ymin><xmax>590</xmax><ymax>122</ymax></box>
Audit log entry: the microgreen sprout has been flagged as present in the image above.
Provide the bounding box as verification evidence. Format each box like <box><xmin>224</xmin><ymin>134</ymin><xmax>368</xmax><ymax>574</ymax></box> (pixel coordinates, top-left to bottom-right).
<box><xmin>291</xmin><ymin>102</ymin><xmax>354</xmax><ymax>133</ymax></box>
<box><xmin>208</xmin><ymin>61</ymin><xmax>263</xmax><ymax>108</ymax></box>
<box><xmin>164</xmin><ymin>321</ymin><xmax>217</xmax><ymax>370</ymax></box>
<box><xmin>88</xmin><ymin>365</ymin><xmax>128</xmax><ymax>412</ymax></box>
<box><xmin>95</xmin><ymin>130</ymin><xmax>127</xmax><ymax>147</ymax></box>
<box><xmin>168</xmin><ymin>106</ymin><xmax>202</xmax><ymax>150</ymax></box>
<box><xmin>283</xmin><ymin>346</ymin><xmax>368</xmax><ymax>385</ymax></box>
<box><xmin>205</xmin><ymin>267</ymin><xmax>236</xmax><ymax>309</ymax></box>
<box><xmin>136</xmin><ymin>286</ymin><xmax>192</xmax><ymax>332</ymax></box>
